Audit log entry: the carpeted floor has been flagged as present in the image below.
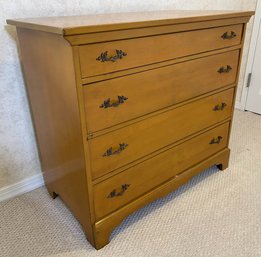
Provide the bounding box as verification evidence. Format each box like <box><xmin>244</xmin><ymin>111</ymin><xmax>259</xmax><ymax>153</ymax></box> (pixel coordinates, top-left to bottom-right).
<box><xmin>0</xmin><ymin>110</ymin><xmax>261</xmax><ymax>257</ymax></box>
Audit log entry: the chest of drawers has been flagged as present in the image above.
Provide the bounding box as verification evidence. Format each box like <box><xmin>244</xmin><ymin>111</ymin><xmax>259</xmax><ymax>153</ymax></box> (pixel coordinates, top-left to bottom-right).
<box><xmin>7</xmin><ymin>10</ymin><xmax>254</xmax><ymax>249</ymax></box>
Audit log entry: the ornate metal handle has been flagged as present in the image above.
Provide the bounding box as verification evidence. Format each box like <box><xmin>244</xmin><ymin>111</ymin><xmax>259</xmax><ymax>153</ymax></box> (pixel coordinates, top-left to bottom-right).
<box><xmin>210</xmin><ymin>136</ymin><xmax>223</xmax><ymax>144</ymax></box>
<box><xmin>218</xmin><ymin>65</ymin><xmax>232</xmax><ymax>73</ymax></box>
<box><xmin>103</xmin><ymin>143</ymin><xmax>128</xmax><ymax>157</ymax></box>
<box><xmin>96</xmin><ymin>49</ymin><xmax>127</xmax><ymax>62</ymax></box>
<box><xmin>221</xmin><ymin>31</ymin><xmax>237</xmax><ymax>40</ymax></box>
<box><xmin>100</xmin><ymin>96</ymin><xmax>128</xmax><ymax>108</ymax></box>
<box><xmin>213</xmin><ymin>102</ymin><xmax>227</xmax><ymax>111</ymax></box>
<box><xmin>107</xmin><ymin>184</ymin><xmax>130</xmax><ymax>198</ymax></box>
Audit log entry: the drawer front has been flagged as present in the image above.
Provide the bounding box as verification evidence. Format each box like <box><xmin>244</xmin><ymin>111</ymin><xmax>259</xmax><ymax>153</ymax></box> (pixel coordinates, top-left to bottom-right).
<box><xmin>90</xmin><ymin>88</ymin><xmax>234</xmax><ymax>179</ymax></box>
<box><xmin>79</xmin><ymin>24</ymin><xmax>243</xmax><ymax>78</ymax></box>
<box><xmin>94</xmin><ymin>122</ymin><xmax>230</xmax><ymax>219</ymax></box>
<box><xmin>84</xmin><ymin>50</ymin><xmax>239</xmax><ymax>133</ymax></box>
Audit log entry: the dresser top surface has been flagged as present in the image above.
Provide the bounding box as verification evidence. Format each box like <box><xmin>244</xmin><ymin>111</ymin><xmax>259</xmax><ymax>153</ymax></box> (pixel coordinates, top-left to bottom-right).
<box><xmin>7</xmin><ymin>10</ymin><xmax>254</xmax><ymax>36</ymax></box>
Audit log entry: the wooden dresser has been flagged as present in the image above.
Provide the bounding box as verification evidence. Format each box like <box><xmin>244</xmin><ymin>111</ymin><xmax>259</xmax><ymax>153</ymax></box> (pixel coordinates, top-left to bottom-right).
<box><xmin>7</xmin><ymin>10</ymin><xmax>254</xmax><ymax>249</ymax></box>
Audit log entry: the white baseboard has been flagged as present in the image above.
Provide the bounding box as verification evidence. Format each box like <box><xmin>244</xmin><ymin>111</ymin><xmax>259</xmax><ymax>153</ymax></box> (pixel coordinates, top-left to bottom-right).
<box><xmin>0</xmin><ymin>174</ymin><xmax>44</xmax><ymax>202</ymax></box>
<box><xmin>235</xmin><ymin>100</ymin><xmax>245</xmax><ymax>111</ymax></box>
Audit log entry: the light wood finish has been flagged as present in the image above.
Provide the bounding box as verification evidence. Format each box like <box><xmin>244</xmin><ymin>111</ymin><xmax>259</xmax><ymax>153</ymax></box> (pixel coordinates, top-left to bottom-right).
<box><xmin>82</xmin><ymin>45</ymin><xmax>242</xmax><ymax>85</ymax></box>
<box><xmin>94</xmin><ymin>122</ymin><xmax>230</xmax><ymax>219</ymax></box>
<box><xmin>66</xmin><ymin>17</ymin><xmax>250</xmax><ymax>46</ymax></box>
<box><xmin>6</xmin><ymin>10</ymin><xmax>253</xmax><ymax>35</ymax></box>
<box><xmin>84</xmin><ymin>50</ymin><xmax>239</xmax><ymax>133</ymax></box>
<box><xmin>92</xmin><ymin>117</ymin><xmax>231</xmax><ymax>185</ymax></box>
<box><xmin>94</xmin><ymin>148</ymin><xmax>230</xmax><ymax>249</ymax></box>
<box><xmin>87</xmin><ymin>84</ymin><xmax>235</xmax><ymax>140</ymax></box>
<box><xmin>16</xmin><ymin>28</ymin><xmax>95</xmax><ymax>245</ymax></box>
<box><xmin>90</xmin><ymin>88</ymin><xmax>234</xmax><ymax>179</ymax></box>
<box><xmin>7</xmin><ymin>11</ymin><xmax>253</xmax><ymax>250</ymax></box>
<box><xmin>79</xmin><ymin>24</ymin><xmax>243</xmax><ymax>78</ymax></box>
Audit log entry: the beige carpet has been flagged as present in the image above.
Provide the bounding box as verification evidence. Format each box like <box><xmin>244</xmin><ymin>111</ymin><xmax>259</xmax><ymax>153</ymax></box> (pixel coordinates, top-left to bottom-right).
<box><xmin>1</xmin><ymin>110</ymin><xmax>261</xmax><ymax>257</ymax></box>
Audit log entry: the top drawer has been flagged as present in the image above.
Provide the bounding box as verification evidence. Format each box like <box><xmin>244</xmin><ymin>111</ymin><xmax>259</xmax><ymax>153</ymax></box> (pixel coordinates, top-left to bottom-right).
<box><xmin>79</xmin><ymin>24</ymin><xmax>243</xmax><ymax>78</ymax></box>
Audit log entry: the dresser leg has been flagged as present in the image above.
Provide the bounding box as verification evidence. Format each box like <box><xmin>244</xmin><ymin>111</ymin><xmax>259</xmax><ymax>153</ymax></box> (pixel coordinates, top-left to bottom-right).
<box><xmin>48</xmin><ymin>189</ymin><xmax>58</xmax><ymax>199</ymax></box>
<box><xmin>93</xmin><ymin>228</ymin><xmax>111</xmax><ymax>250</ymax></box>
<box><xmin>92</xmin><ymin>220</ymin><xmax>121</xmax><ymax>250</ymax></box>
<box><xmin>216</xmin><ymin>148</ymin><xmax>230</xmax><ymax>171</ymax></box>
<box><xmin>50</xmin><ymin>191</ymin><xmax>58</xmax><ymax>199</ymax></box>
<box><xmin>45</xmin><ymin>185</ymin><xmax>58</xmax><ymax>199</ymax></box>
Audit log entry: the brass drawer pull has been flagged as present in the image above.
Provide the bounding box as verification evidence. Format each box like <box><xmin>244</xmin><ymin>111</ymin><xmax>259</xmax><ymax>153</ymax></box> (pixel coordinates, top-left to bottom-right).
<box><xmin>213</xmin><ymin>102</ymin><xmax>227</xmax><ymax>111</ymax></box>
<box><xmin>100</xmin><ymin>96</ymin><xmax>128</xmax><ymax>108</ymax></box>
<box><xmin>96</xmin><ymin>49</ymin><xmax>127</xmax><ymax>62</ymax></box>
<box><xmin>210</xmin><ymin>136</ymin><xmax>223</xmax><ymax>144</ymax></box>
<box><xmin>221</xmin><ymin>31</ymin><xmax>237</xmax><ymax>40</ymax></box>
<box><xmin>218</xmin><ymin>65</ymin><xmax>232</xmax><ymax>73</ymax></box>
<box><xmin>107</xmin><ymin>184</ymin><xmax>130</xmax><ymax>198</ymax></box>
<box><xmin>103</xmin><ymin>143</ymin><xmax>128</xmax><ymax>157</ymax></box>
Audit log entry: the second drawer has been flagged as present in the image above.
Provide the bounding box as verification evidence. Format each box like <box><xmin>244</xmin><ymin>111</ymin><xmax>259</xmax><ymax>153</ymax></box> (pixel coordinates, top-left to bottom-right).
<box><xmin>84</xmin><ymin>50</ymin><xmax>239</xmax><ymax>133</ymax></box>
<box><xmin>89</xmin><ymin>88</ymin><xmax>234</xmax><ymax>179</ymax></box>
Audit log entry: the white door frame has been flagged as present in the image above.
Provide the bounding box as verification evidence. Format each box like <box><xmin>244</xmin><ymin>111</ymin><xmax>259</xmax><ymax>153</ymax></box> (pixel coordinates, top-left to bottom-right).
<box><xmin>238</xmin><ymin>0</ymin><xmax>261</xmax><ymax>110</ymax></box>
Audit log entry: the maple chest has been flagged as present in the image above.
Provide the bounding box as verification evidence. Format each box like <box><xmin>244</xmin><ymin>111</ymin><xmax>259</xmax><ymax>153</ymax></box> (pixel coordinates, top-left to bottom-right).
<box><xmin>7</xmin><ymin>10</ymin><xmax>253</xmax><ymax>249</ymax></box>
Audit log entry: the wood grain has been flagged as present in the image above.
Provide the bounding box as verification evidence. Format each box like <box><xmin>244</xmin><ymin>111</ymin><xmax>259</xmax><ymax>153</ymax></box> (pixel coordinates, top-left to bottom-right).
<box><xmin>94</xmin><ymin>122</ymin><xmax>230</xmax><ymax>219</ymax></box>
<box><xmin>7</xmin><ymin>10</ymin><xmax>253</xmax><ymax>35</ymax></box>
<box><xmin>82</xmin><ymin>45</ymin><xmax>242</xmax><ymax>85</ymax></box>
<box><xmin>84</xmin><ymin>50</ymin><xmax>239</xmax><ymax>133</ymax></box>
<box><xmin>79</xmin><ymin>24</ymin><xmax>243</xmax><ymax>78</ymax></box>
<box><xmin>16</xmin><ymin>28</ymin><xmax>95</xmax><ymax>245</ymax></box>
<box><xmin>89</xmin><ymin>88</ymin><xmax>234</xmax><ymax>179</ymax></box>
<box><xmin>94</xmin><ymin>148</ymin><xmax>231</xmax><ymax>249</ymax></box>
<box><xmin>66</xmin><ymin>17</ymin><xmax>249</xmax><ymax>46</ymax></box>
<box><xmin>8</xmin><ymin>11</ymin><xmax>253</xmax><ymax>250</ymax></box>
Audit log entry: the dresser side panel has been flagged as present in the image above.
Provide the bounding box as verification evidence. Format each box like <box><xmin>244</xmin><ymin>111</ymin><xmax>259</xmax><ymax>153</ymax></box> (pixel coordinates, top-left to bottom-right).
<box><xmin>16</xmin><ymin>28</ymin><xmax>94</xmax><ymax>242</ymax></box>
<box><xmin>227</xmin><ymin>24</ymin><xmax>247</xmax><ymax>144</ymax></box>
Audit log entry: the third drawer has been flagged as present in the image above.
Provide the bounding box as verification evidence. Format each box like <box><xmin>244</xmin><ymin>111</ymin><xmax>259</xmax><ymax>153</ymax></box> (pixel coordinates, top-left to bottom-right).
<box><xmin>89</xmin><ymin>88</ymin><xmax>234</xmax><ymax>179</ymax></box>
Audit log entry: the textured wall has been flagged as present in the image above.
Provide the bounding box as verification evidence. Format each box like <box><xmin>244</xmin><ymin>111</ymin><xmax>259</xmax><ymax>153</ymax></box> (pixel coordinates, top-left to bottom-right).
<box><xmin>0</xmin><ymin>0</ymin><xmax>257</xmax><ymax>188</ymax></box>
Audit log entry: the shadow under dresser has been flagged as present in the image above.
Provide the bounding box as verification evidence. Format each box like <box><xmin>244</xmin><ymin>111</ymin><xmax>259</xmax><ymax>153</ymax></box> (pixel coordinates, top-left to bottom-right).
<box><xmin>7</xmin><ymin>10</ymin><xmax>254</xmax><ymax>249</ymax></box>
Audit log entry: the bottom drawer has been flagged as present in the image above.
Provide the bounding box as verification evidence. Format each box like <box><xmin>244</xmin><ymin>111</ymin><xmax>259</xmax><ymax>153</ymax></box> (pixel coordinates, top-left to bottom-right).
<box><xmin>94</xmin><ymin>122</ymin><xmax>230</xmax><ymax>219</ymax></box>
